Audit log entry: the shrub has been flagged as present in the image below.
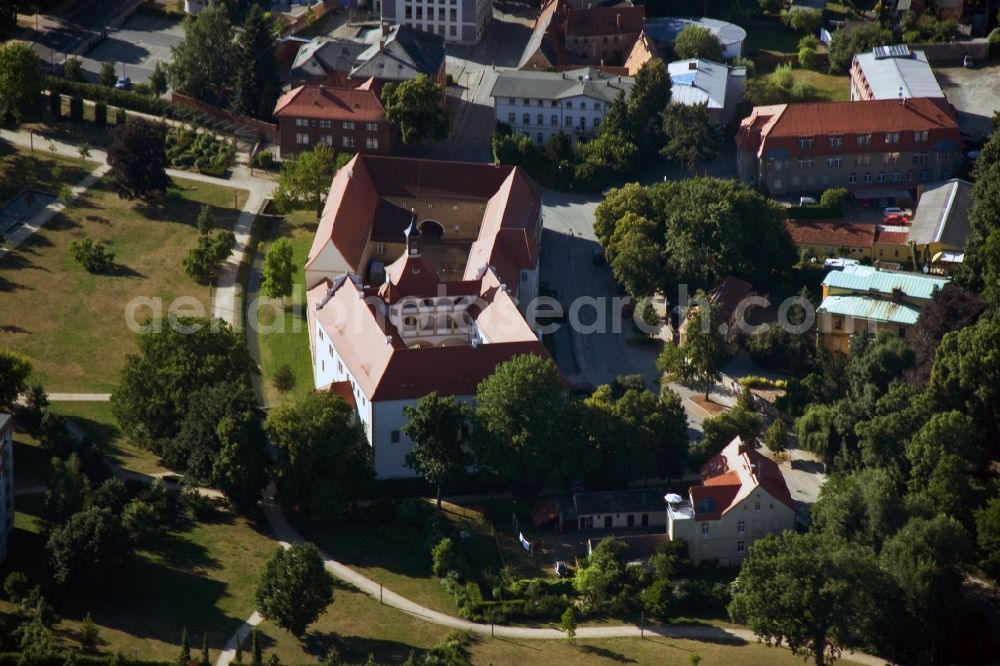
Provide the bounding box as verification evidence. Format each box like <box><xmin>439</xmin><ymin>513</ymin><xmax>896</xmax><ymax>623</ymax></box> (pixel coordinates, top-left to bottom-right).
<box><xmin>771</xmin><ymin>64</ymin><xmax>794</xmax><ymax>89</ymax></box>
<box><xmin>69</xmin><ymin>96</ymin><xmax>84</xmax><ymax>122</ymax></box>
<box><xmin>431</xmin><ymin>537</ymin><xmax>456</xmax><ymax>577</ymax></box>
<box><xmin>272</xmin><ymin>364</ymin><xmax>296</xmax><ymax>393</ymax></box>
<box><xmin>48</xmin><ymin>91</ymin><xmax>61</xmax><ymax>120</ymax></box>
<box><xmin>46</xmin><ymin>76</ymin><xmax>168</xmax><ymax>116</ymax></box>
<box><xmin>791</xmin><ymin>78</ymin><xmax>816</xmax><ymax>100</ymax></box>
<box><xmin>782</xmin><ymin>8</ymin><xmax>822</xmax><ymax>35</ymax></box>
<box><xmin>255</xmin><ymin>149</ymin><xmax>274</xmax><ymax>169</ymax></box>
<box><xmin>94</xmin><ymin>101</ymin><xmax>107</xmax><ymax>127</ymax></box>
<box><xmin>819</xmin><ymin>187</ymin><xmax>850</xmax><ymax>213</ymax></box>
<box><xmin>798</xmin><ymin>46</ymin><xmax>820</xmax><ymax>70</ymax></box>
<box><xmin>121</xmin><ymin>499</ymin><xmax>158</xmax><ymax>543</ymax></box>
<box><xmin>70</xmin><ymin>237</ymin><xmax>115</xmax><ymax>273</ymax></box>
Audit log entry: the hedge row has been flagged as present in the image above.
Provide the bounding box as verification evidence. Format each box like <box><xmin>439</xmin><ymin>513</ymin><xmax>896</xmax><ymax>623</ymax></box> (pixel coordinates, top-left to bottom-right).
<box><xmin>45</xmin><ymin>76</ymin><xmax>168</xmax><ymax>116</ymax></box>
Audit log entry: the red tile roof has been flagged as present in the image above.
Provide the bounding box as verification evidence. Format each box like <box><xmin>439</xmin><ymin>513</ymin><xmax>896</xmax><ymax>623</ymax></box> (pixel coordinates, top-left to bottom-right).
<box><xmin>273</xmin><ymin>84</ymin><xmax>387</xmax><ymax>122</ymax></box>
<box><xmin>785</xmin><ymin>219</ymin><xmax>876</xmax><ymax>249</ymax></box>
<box><xmin>689</xmin><ymin>437</ymin><xmax>794</xmax><ymax>520</ymax></box>
<box><xmin>565</xmin><ymin>5</ymin><xmax>645</xmax><ymax>37</ymax></box>
<box><xmin>875</xmin><ymin>224</ymin><xmax>911</xmax><ymax>245</ymax></box>
<box><xmin>756</xmin><ymin>97</ymin><xmax>956</xmax><ymax>138</ymax></box>
<box><xmin>319</xmin><ymin>380</ymin><xmax>358</xmax><ymax>413</ymax></box>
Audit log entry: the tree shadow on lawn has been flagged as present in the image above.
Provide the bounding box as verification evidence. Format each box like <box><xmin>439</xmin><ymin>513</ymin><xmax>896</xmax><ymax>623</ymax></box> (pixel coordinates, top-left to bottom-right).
<box><xmin>576</xmin><ymin>643</ymin><xmax>638</xmax><ymax>663</ymax></box>
<box><xmin>302</xmin><ymin>631</ymin><xmax>430</xmax><ymax>665</ymax></box>
<box><xmin>297</xmin><ymin>516</ymin><xmax>435</xmax><ymax>581</ymax></box>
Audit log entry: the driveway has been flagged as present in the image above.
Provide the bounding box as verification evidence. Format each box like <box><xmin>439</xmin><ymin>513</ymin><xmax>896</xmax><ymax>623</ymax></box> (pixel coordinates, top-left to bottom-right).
<box><xmin>77</xmin><ymin>13</ymin><xmax>183</xmax><ymax>85</ymax></box>
<box><xmin>20</xmin><ymin>0</ymin><xmax>140</xmax><ymax>64</ymax></box>
<box><xmin>936</xmin><ymin>64</ymin><xmax>1000</xmax><ymax>143</ymax></box>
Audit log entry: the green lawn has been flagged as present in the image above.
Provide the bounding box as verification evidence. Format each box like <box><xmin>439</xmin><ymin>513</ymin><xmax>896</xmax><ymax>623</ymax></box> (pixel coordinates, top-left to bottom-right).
<box><xmin>49</xmin><ymin>401</ymin><xmax>173</xmax><ymax>477</ymax></box>
<box><xmin>0</xmin><ymin>174</ymin><xmax>248</xmax><ymax>393</ymax></box>
<box><xmin>253</xmin><ymin>210</ymin><xmax>317</xmax><ymax>408</ymax></box>
<box><xmin>0</xmin><ymin>143</ymin><xmax>96</xmax><ymax>208</ymax></box>
<box><xmin>792</xmin><ymin>69</ymin><xmax>850</xmax><ymax>102</ymax></box>
<box><xmin>0</xmin><ymin>491</ymin><xmax>279</xmax><ymax>659</ymax></box>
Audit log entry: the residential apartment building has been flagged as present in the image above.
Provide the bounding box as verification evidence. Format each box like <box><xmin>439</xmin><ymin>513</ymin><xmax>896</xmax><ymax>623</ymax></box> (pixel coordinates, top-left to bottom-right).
<box><xmin>816</xmin><ymin>264</ymin><xmax>948</xmax><ymax>353</ymax></box>
<box><xmin>736</xmin><ymin>97</ymin><xmax>962</xmax><ymax>197</ymax></box>
<box><xmin>667</xmin><ymin>437</ymin><xmax>795</xmax><ymax>565</ymax></box>
<box><xmin>273</xmin><ymin>82</ymin><xmax>395</xmax><ymax>159</ymax></box>
<box><xmin>668</xmin><ymin>58</ymin><xmax>747</xmax><ymax>125</ymax></box>
<box><xmin>518</xmin><ymin>0</ymin><xmax>655</xmax><ymax>74</ymax></box>
<box><xmin>379</xmin><ymin>0</ymin><xmax>492</xmax><ymax>44</ymax></box>
<box><xmin>850</xmin><ymin>45</ymin><xmax>944</xmax><ymax>102</ymax></box>
<box><xmin>490</xmin><ymin>67</ymin><xmax>635</xmax><ymax>146</ymax></box>
<box><xmin>289</xmin><ymin>25</ymin><xmax>446</xmax><ymax>87</ymax></box>
<box><xmin>305</xmin><ymin>155</ymin><xmax>547</xmax><ymax>478</ymax></box>
<box><xmin>0</xmin><ymin>414</ymin><xmax>13</xmax><ymax>564</ymax></box>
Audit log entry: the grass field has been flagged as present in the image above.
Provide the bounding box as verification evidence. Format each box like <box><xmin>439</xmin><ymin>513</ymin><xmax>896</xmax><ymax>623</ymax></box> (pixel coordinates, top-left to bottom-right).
<box><xmin>0</xmin><ymin>490</ymin><xmax>278</xmax><ymax>659</ymax></box>
<box><xmin>49</xmin><ymin>401</ymin><xmax>173</xmax><ymax>477</ymax></box>
<box><xmin>0</xmin><ymin>174</ymin><xmax>248</xmax><ymax>393</ymax></box>
<box><xmin>0</xmin><ymin>143</ymin><xmax>96</xmax><ymax>208</ymax></box>
<box><xmin>792</xmin><ymin>69</ymin><xmax>850</xmax><ymax>102</ymax></box>
<box><xmin>744</xmin><ymin>23</ymin><xmax>801</xmax><ymax>57</ymax></box>
<box><xmin>253</xmin><ymin>210</ymin><xmax>317</xmax><ymax>407</ymax></box>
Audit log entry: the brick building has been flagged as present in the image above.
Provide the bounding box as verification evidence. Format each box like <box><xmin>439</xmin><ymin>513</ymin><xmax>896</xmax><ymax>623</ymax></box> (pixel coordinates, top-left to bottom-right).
<box><xmin>736</xmin><ymin>98</ymin><xmax>962</xmax><ymax>199</ymax></box>
<box><xmin>273</xmin><ymin>82</ymin><xmax>396</xmax><ymax>159</ymax></box>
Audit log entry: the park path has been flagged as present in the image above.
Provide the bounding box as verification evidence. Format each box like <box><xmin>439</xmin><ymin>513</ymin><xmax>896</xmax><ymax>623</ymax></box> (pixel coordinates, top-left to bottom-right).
<box><xmin>215</xmin><ymin>493</ymin><xmax>886</xmax><ymax>666</ymax></box>
<box><xmin>46</xmin><ymin>393</ymin><xmax>112</xmax><ymax>401</ymax></box>
<box><xmin>0</xmin><ymin>128</ymin><xmax>274</xmax><ymax>327</ymax></box>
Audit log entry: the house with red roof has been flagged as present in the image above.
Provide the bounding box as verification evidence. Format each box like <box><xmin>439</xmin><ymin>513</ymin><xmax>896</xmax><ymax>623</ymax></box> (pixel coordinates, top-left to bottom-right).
<box><xmin>305</xmin><ymin>155</ymin><xmax>548</xmax><ymax>478</ymax></box>
<box><xmin>273</xmin><ymin>82</ymin><xmax>396</xmax><ymax>159</ymax></box>
<box><xmin>736</xmin><ymin>98</ymin><xmax>962</xmax><ymax>202</ymax></box>
<box><xmin>667</xmin><ymin>437</ymin><xmax>795</xmax><ymax>565</ymax></box>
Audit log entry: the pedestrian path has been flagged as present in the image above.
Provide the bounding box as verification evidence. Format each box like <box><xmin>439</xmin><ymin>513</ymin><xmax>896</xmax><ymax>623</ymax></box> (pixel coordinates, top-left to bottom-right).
<box><xmin>47</xmin><ymin>393</ymin><xmax>112</xmax><ymax>401</ymax></box>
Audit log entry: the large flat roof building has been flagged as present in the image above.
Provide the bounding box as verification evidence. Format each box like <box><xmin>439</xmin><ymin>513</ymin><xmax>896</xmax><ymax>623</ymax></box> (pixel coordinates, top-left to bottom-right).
<box><xmin>850</xmin><ymin>45</ymin><xmax>945</xmax><ymax>101</ymax></box>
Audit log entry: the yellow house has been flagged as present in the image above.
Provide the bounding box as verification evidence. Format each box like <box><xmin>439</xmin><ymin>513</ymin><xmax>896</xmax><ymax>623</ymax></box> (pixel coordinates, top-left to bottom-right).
<box><xmin>907</xmin><ymin>178</ymin><xmax>972</xmax><ymax>273</ymax></box>
<box><xmin>816</xmin><ymin>265</ymin><xmax>949</xmax><ymax>354</ymax></box>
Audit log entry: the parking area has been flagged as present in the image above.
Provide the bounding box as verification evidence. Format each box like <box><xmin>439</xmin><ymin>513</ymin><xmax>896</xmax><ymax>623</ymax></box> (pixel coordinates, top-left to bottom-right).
<box><xmin>936</xmin><ymin>64</ymin><xmax>1000</xmax><ymax>143</ymax></box>
<box><xmin>77</xmin><ymin>13</ymin><xmax>183</xmax><ymax>85</ymax></box>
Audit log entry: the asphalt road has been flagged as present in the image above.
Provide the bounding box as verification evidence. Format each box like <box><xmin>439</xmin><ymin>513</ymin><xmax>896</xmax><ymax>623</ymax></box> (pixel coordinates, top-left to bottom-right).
<box><xmin>77</xmin><ymin>13</ymin><xmax>183</xmax><ymax>85</ymax></box>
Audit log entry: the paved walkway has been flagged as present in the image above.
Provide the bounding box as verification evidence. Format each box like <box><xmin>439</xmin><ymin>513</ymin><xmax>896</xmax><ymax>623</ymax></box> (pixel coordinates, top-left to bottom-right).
<box><xmin>47</xmin><ymin>392</ymin><xmax>112</xmax><ymax>401</ymax></box>
<box><xmin>215</xmin><ymin>493</ymin><xmax>885</xmax><ymax>666</ymax></box>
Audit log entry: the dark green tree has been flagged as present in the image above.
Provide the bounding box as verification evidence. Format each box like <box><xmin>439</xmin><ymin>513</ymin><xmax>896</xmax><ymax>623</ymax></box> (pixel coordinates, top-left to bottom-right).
<box><xmin>150</xmin><ymin>61</ymin><xmax>169</xmax><ymax>96</ymax></box>
<box><xmin>261</xmin><ymin>237</ymin><xmax>294</xmax><ymax>300</ymax></box>
<box><xmin>233</xmin><ymin>5</ymin><xmax>280</xmax><ymax>119</ymax></box>
<box><xmin>728</xmin><ymin>531</ymin><xmax>884</xmax><ymax>666</ymax></box>
<box><xmin>178</xmin><ymin>628</ymin><xmax>191</xmax><ymax>666</ymax></box>
<box><xmin>472</xmin><ymin>355</ymin><xmax>574</xmax><ymax>495</ymax></box>
<box><xmin>607</xmin><ymin>211</ymin><xmax>663</xmax><ymax>299</ymax></box>
<box><xmin>273</xmin><ymin>143</ymin><xmax>339</xmax><ymax>216</ymax></box>
<box><xmin>255</xmin><ymin>544</ymin><xmax>334</xmax><ymax>637</ymax></box>
<box><xmin>660</xmin><ymin>102</ymin><xmax>720</xmax><ymax>173</ymax></box>
<box><xmin>626</xmin><ymin>57</ymin><xmax>671</xmax><ymax>152</ymax></box>
<box><xmin>107</xmin><ymin>119</ymin><xmax>170</xmax><ymax>200</ymax></box>
<box><xmin>811</xmin><ymin>467</ymin><xmax>908</xmax><ymax>552</ymax></box>
<box><xmin>672</xmin><ymin>25</ymin><xmax>723</xmax><ymax>60</ymax></box>
<box><xmin>658</xmin><ymin>299</ymin><xmax>726</xmax><ymax>400</ymax></box>
<box><xmin>99</xmin><ymin>61</ymin><xmax>117</xmax><ymax>87</ymax></box>
<box><xmin>573</xmin><ymin>537</ymin><xmax>629</xmax><ymax>612</ymax></box>
<box><xmin>213</xmin><ymin>411</ymin><xmax>268</xmax><ymax>513</ymax></box>
<box><xmin>47</xmin><ymin>507</ymin><xmax>132</xmax><ymax>592</ymax></box>
<box><xmin>0</xmin><ymin>348</ymin><xmax>32</xmax><ymax>410</ymax></box>
<box><xmin>381</xmin><ymin>74</ymin><xmax>448</xmax><ymax>145</ymax></box>
<box><xmin>403</xmin><ymin>392</ymin><xmax>470</xmax><ymax>508</ymax></box>
<box><xmin>975</xmin><ymin>495</ymin><xmax>1000</xmax><ymax>582</ymax></box>
<box><xmin>690</xmin><ymin>405</ymin><xmax>763</xmax><ymax>468</ymax></box>
<box><xmin>828</xmin><ymin>23</ymin><xmax>892</xmax><ymax>72</ymax></box>
<box><xmin>44</xmin><ymin>453</ymin><xmax>90</xmax><ymax>525</ymax></box>
<box><xmin>0</xmin><ymin>40</ymin><xmax>43</xmax><ymax>124</ymax></box>
<box><xmin>168</xmin><ymin>3</ymin><xmax>237</xmax><ymax>104</ymax></box>
<box><xmin>79</xmin><ymin>612</ymin><xmax>100</xmax><ymax>654</ymax></box>
<box><xmin>265</xmin><ymin>391</ymin><xmax>372</xmax><ymax>518</ymax></box>
<box><xmin>112</xmin><ymin>317</ymin><xmax>256</xmax><ymax>449</ymax></box>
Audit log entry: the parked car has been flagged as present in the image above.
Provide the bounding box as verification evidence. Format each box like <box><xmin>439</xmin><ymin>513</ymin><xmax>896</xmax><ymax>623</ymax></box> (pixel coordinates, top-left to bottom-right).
<box><xmin>115</xmin><ymin>76</ymin><xmax>132</xmax><ymax>90</ymax></box>
<box><xmin>883</xmin><ymin>207</ymin><xmax>912</xmax><ymax>218</ymax></box>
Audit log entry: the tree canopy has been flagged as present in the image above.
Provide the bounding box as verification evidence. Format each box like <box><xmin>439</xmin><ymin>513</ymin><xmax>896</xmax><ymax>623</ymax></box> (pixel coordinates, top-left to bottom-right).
<box><xmin>265</xmin><ymin>391</ymin><xmax>372</xmax><ymax>518</ymax></box>
<box><xmin>168</xmin><ymin>3</ymin><xmax>237</xmax><ymax>104</ymax></box>
<box><xmin>473</xmin><ymin>355</ymin><xmax>573</xmax><ymax>495</ymax></box>
<box><xmin>658</xmin><ymin>299</ymin><xmax>727</xmax><ymax>400</ymax></box>
<box><xmin>660</xmin><ymin>102</ymin><xmax>720</xmax><ymax>173</ymax></box>
<box><xmin>672</xmin><ymin>25</ymin><xmax>723</xmax><ymax>61</ymax></box>
<box><xmin>232</xmin><ymin>5</ymin><xmax>280</xmax><ymax>120</ymax></box>
<box><xmin>0</xmin><ymin>349</ymin><xmax>32</xmax><ymax>410</ymax></box>
<box><xmin>107</xmin><ymin>119</ymin><xmax>170</xmax><ymax>200</ymax></box>
<box><xmin>0</xmin><ymin>41</ymin><xmax>42</xmax><ymax>124</ymax></box>
<box><xmin>261</xmin><ymin>237</ymin><xmax>294</xmax><ymax>300</ymax></box>
<box><xmin>111</xmin><ymin>317</ymin><xmax>256</xmax><ymax>449</ymax></box>
<box><xmin>273</xmin><ymin>143</ymin><xmax>342</xmax><ymax>216</ymax></box>
<box><xmin>47</xmin><ymin>507</ymin><xmax>132</xmax><ymax>593</ymax></box>
<box><xmin>403</xmin><ymin>392</ymin><xmax>470</xmax><ymax>508</ymax></box>
<box><xmin>828</xmin><ymin>23</ymin><xmax>891</xmax><ymax>72</ymax></box>
<box><xmin>381</xmin><ymin>74</ymin><xmax>448</xmax><ymax>145</ymax></box>
<box><xmin>255</xmin><ymin>543</ymin><xmax>333</xmax><ymax>637</ymax></box>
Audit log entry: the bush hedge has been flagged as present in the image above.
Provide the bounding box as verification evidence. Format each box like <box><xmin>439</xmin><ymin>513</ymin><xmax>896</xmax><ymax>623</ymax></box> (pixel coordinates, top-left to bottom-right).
<box><xmin>94</xmin><ymin>101</ymin><xmax>107</xmax><ymax>127</ymax></box>
<box><xmin>69</xmin><ymin>95</ymin><xmax>84</xmax><ymax>122</ymax></box>
<box><xmin>45</xmin><ymin>76</ymin><xmax>168</xmax><ymax>116</ymax></box>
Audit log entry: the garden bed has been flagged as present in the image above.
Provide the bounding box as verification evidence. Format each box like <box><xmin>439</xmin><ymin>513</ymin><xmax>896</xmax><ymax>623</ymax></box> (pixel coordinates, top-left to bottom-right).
<box><xmin>165</xmin><ymin>126</ymin><xmax>236</xmax><ymax>178</ymax></box>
